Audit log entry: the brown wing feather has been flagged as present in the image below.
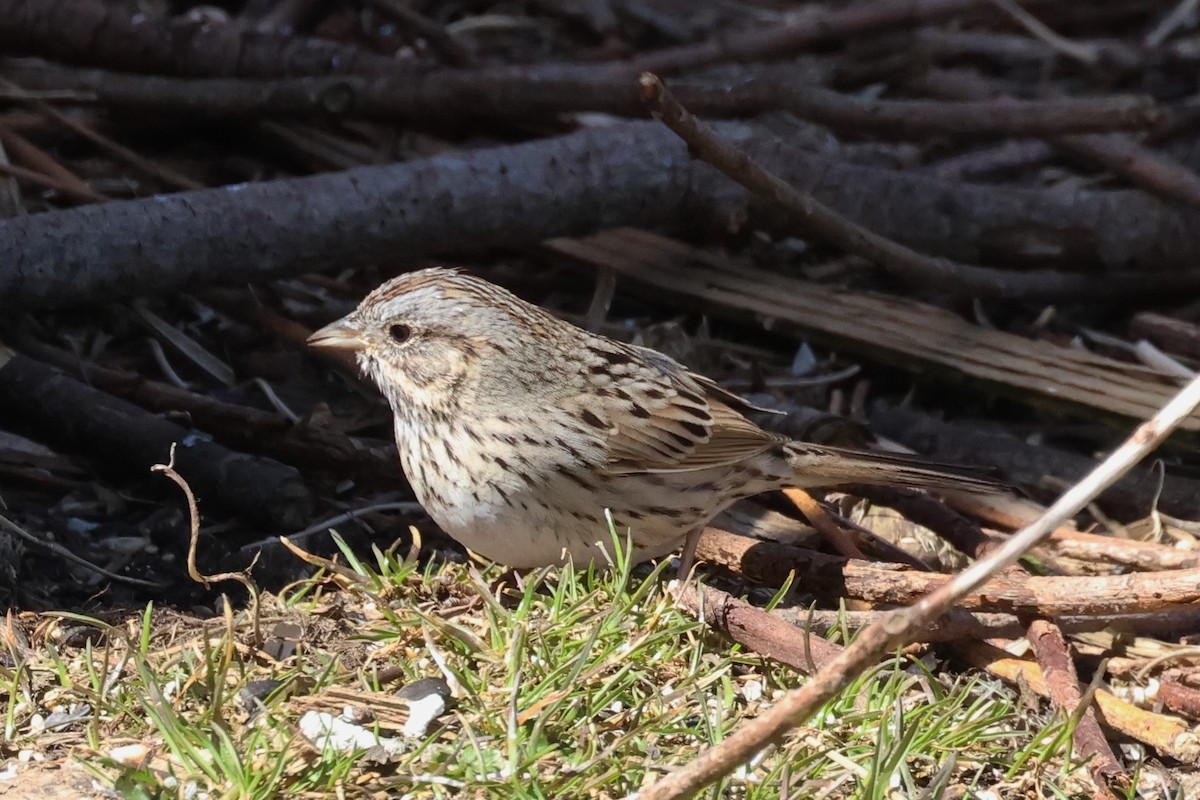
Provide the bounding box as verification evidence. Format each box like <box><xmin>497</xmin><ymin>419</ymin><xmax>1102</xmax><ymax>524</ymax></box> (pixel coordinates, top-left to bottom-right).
<box><xmin>784</xmin><ymin>442</ymin><xmax>1002</xmax><ymax>493</ymax></box>
<box><xmin>567</xmin><ymin>341</ymin><xmax>783</xmax><ymax>475</ymax></box>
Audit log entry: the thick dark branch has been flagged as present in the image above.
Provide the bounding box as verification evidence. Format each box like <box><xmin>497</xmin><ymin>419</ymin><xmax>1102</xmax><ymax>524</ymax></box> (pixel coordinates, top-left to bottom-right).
<box><xmin>2</xmin><ymin>60</ymin><xmax>1163</xmax><ymax>137</ymax></box>
<box><xmin>0</xmin><ymin>60</ymin><xmax>771</xmax><ymax>122</ymax></box>
<box><xmin>0</xmin><ymin>349</ymin><xmax>312</xmax><ymax>529</ymax></box>
<box><xmin>1</xmin><ymin>121</ymin><xmax>1198</xmax><ymax>311</ymax></box>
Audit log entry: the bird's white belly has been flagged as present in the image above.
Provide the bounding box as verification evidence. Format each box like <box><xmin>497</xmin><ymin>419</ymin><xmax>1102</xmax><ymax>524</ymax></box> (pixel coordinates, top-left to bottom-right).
<box><xmin>393</xmin><ymin>416</ymin><xmax>731</xmax><ymax>568</ymax></box>
<box><xmin>438</xmin><ymin>494</ymin><xmax>617</xmax><ymax>567</ymax></box>
<box><xmin>418</xmin><ymin>463</ymin><xmax>689</xmax><ymax>567</ymax></box>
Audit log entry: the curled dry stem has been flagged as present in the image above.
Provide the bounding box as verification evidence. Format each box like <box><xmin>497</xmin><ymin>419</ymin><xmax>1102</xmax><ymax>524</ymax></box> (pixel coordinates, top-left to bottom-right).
<box><xmin>152</xmin><ymin>443</ymin><xmax>262</xmax><ymax>647</ymax></box>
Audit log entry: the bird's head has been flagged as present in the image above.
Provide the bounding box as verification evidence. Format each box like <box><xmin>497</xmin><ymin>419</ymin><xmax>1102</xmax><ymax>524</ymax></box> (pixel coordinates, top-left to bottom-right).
<box><xmin>308</xmin><ymin>268</ymin><xmax>571</xmax><ymax>418</ymax></box>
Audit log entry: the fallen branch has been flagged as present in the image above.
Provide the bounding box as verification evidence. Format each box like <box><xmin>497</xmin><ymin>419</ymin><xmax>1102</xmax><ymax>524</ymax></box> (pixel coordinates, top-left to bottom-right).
<box><xmin>773</xmin><ymin>82</ymin><xmax>1161</xmax><ymax>138</ymax></box>
<box><xmin>696</xmin><ymin>527</ymin><xmax>1200</xmax><ymax>615</ymax></box>
<box><xmin>674</xmin><ymin>582</ymin><xmax>842</xmax><ymax>674</ymax></box>
<box><xmin>0</xmin><ymin>0</ymin><xmax>993</xmax><ymax>80</ymax></box>
<box><xmin>772</xmin><ymin>605</ymin><xmax>1200</xmax><ymax>643</ymax></box>
<box><xmin>911</xmin><ymin>67</ymin><xmax>1200</xmax><ymax>209</ymax></box>
<box><xmin>0</xmin><ymin>0</ymin><xmax>424</xmax><ymax>79</ymax></box>
<box><xmin>1043</xmin><ymin>529</ymin><xmax>1200</xmax><ymax>572</ymax></box>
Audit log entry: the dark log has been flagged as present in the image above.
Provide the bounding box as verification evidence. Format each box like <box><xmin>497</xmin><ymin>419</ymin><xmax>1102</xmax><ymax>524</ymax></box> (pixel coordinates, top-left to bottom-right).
<box><xmin>2</xmin><ymin>121</ymin><xmax>1200</xmax><ymax>312</ymax></box>
<box><xmin>0</xmin><ymin>349</ymin><xmax>312</xmax><ymax>529</ymax></box>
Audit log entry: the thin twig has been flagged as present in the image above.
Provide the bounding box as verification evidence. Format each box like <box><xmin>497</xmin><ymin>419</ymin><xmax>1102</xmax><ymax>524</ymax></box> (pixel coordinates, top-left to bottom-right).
<box><xmin>0</xmin><ymin>159</ymin><xmax>106</xmax><ymax>204</ymax></box>
<box><xmin>781</xmin><ymin>488</ymin><xmax>867</xmax><ymax>560</ymax></box>
<box><xmin>1144</xmin><ymin>0</ymin><xmax>1200</xmax><ymax>46</ymax></box>
<box><xmin>986</xmin><ymin>0</ymin><xmax>1098</xmax><ymax>63</ymax></box>
<box><xmin>238</xmin><ymin>501</ymin><xmax>423</xmax><ymax>554</ymax></box>
<box><xmin>0</xmin><ymin>76</ymin><xmax>203</xmax><ymax>191</ymax></box>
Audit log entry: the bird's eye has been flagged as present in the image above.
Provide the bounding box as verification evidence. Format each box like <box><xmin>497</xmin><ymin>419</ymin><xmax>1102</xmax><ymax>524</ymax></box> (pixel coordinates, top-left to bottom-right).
<box><xmin>388</xmin><ymin>323</ymin><xmax>413</xmax><ymax>344</ymax></box>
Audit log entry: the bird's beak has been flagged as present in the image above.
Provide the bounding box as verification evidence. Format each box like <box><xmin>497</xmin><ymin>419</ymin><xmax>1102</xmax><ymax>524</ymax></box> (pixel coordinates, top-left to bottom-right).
<box><xmin>307</xmin><ymin>318</ymin><xmax>368</xmax><ymax>351</ymax></box>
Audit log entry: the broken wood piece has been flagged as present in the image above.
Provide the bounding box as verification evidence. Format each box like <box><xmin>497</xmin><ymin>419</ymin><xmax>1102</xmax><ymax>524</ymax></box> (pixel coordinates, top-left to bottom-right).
<box><xmin>1159</xmin><ymin>682</ymin><xmax>1200</xmax><ymax>722</ymax></box>
<box><xmin>1043</xmin><ymin>529</ymin><xmax>1200</xmax><ymax>572</ymax></box>
<box><xmin>543</xmin><ymin>229</ymin><xmax>1198</xmax><ymax>432</ymax></box>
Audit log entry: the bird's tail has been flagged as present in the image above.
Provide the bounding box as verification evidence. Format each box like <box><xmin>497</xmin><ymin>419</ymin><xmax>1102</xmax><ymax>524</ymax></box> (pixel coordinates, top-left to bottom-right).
<box><xmin>783</xmin><ymin>442</ymin><xmax>1002</xmax><ymax>494</ymax></box>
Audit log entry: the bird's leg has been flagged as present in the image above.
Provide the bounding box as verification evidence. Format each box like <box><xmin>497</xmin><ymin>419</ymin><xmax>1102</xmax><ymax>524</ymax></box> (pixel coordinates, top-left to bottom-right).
<box><xmin>676</xmin><ymin>526</ymin><xmax>703</xmax><ymax>580</ymax></box>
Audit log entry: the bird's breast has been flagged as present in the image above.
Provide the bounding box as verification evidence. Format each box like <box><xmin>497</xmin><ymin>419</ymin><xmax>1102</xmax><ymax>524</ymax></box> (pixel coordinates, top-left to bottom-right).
<box><xmin>392</xmin><ymin>413</ymin><xmax>600</xmax><ymax>518</ymax></box>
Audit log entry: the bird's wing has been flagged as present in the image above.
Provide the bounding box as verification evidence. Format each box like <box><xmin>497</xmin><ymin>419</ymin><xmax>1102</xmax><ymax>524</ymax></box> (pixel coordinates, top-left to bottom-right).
<box><xmin>566</xmin><ymin>342</ymin><xmax>784</xmax><ymax>474</ymax></box>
